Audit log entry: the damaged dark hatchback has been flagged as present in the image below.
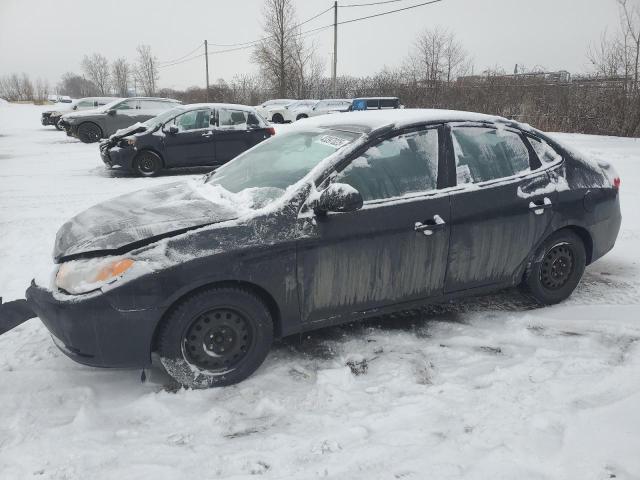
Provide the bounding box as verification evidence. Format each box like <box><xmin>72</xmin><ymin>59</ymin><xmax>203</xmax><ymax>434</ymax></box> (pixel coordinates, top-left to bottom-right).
<box><xmin>25</xmin><ymin>109</ymin><xmax>622</xmax><ymax>388</ymax></box>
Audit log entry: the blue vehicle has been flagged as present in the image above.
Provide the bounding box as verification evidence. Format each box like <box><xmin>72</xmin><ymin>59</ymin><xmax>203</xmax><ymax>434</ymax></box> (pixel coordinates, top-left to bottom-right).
<box><xmin>350</xmin><ymin>97</ymin><xmax>402</xmax><ymax>111</ymax></box>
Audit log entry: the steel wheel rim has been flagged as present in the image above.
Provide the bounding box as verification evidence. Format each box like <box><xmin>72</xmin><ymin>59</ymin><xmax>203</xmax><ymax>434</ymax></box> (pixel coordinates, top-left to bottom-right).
<box><xmin>139</xmin><ymin>156</ymin><xmax>156</xmax><ymax>173</ymax></box>
<box><xmin>540</xmin><ymin>243</ymin><xmax>575</xmax><ymax>290</ymax></box>
<box><xmin>182</xmin><ymin>308</ymin><xmax>253</xmax><ymax>371</ymax></box>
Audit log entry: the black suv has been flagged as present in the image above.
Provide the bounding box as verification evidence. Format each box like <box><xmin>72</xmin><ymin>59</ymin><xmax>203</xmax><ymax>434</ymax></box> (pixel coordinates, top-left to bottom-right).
<box><xmin>99</xmin><ymin>103</ymin><xmax>274</xmax><ymax>176</ymax></box>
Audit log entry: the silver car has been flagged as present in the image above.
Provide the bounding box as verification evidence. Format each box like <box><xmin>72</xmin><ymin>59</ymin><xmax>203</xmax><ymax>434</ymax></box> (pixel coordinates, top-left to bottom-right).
<box><xmin>59</xmin><ymin>97</ymin><xmax>181</xmax><ymax>143</ymax></box>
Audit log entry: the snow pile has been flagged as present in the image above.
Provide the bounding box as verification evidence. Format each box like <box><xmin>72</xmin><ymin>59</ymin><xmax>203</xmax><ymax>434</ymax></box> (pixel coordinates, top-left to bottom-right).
<box><xmin>0</xmin><ymin>105</ymin><xmax>639</xmax><ymax>479</ymax></box>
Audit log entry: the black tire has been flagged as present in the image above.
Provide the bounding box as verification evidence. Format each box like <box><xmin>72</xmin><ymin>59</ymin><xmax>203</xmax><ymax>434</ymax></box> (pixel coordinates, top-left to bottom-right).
<box><xmin>271</xmin><ymin>113</ymin><xmax>284</xmax><ymax>124</ymax></box>
<box><xmin>296</xmin><ymin>113</ymin><xmax>308</xmax><ymax>121</ymax></box>
<box><xmin>77</xmin><ymin>122</ymin><xmax>102</xmax><ymax>143</ymax></box>
<box><xmin>54</xmin><ymin>121</ymin><xmax>63</xmax><ymax>131</ymax></box>
<box><xmin>521</xmin><ymin>230</ymin><xmax>586</xmax><ymax>305</ymax></box>
<box><xmin>156</xmin><ymin>287</ymin><xmax>274</xmax><ymax>388</ymax></box>
<box><xmin>134</xmin><ymin>151</ymin><xmax>163</xmax><ymax>177</ymax></box>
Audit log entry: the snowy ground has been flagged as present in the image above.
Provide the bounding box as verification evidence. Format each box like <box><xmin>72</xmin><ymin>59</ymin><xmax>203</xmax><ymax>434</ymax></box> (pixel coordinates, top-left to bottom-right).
<box><xmin>1</xmin><ymin>103</ymin><xmax>639</xmax><ymax>480</ymax></box>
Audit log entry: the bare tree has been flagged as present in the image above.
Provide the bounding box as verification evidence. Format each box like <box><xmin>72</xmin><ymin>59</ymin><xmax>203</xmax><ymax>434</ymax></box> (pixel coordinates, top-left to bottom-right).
<box><xmin>111</xmin><ymin>57</ymin><xmax>130</xmax><ymax>97</ymax></box>
<box><xmin>288</xmin><ymin>38</ymin><xmax>324</xmax><ymax>98</ymax></box>
<box><xmin>81</xmin><ymin>53</ymin><xmax>111</xmax><ymax>95</ymax></box>
<box><xmin>34</xmin><ymin>77</ymin><xmax>49</xmax><ymax>103</ymax></box>
<box><xmin>57</xmin><ymin>72</ymin><xmax>99</xmax><ymax>98</ymax></box>
<box><xmin>135</xmin><ymin>45</ymin><xmax>159</xmax><ymax>96</ymax></box>
<box><xmin>252</xmin><ymin>0</ymin><xmax>298</xmax><ymax>97</ymax></box>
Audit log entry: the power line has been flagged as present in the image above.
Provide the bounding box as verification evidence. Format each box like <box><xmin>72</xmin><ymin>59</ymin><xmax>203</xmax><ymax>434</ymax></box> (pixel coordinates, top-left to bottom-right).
<box><xmin>340</xmin><ymin>0</ymin><xmax>406</xmax><ymax>7</ymax></box>
<box><xmin>158</xmin><ymin>42</ymin><xmax>204</xmax><ymax>65</ymax></box>
<box><xmin>338</xmin><ymin>0</ymin><xmax>443</xmax><ymax>26</ymax></box>
<box><xmin>158</xmin><ymin>53</ymin><xmax>205</xmax><ymax>69</ymax></box>
<box><xmin>206</xmin><ymin>5</ymin><xmax>333</xmax><ymax>48</ymax></box>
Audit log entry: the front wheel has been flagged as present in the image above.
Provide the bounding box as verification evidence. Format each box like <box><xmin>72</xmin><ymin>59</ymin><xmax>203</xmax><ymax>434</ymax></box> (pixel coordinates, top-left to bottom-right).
<box><xmin>77</xmin><ymin>122</ymin><xmax>102</xmax><ymax>143</ymax></box>
<box><xmin>134</xmin><ymin>151</ymin><xmax>162</xmax><ymax>176</ymax></box>
<box><xmin>157</xmin><ymin>287</ymin><xmax>274</xmax><ymax>388</ymax></box>
<box><xmin>54</xmin><ymin>121</ymin><xmax>63</xmax><ymax>131</ymax></box>
<box><xmin>271</xmin><ymin>113</ymin><xmax>284</xmax><ymax>124</ymax></box>
<box><xmin>296</xmin><ymin>113</ymin><xmax>308</xmax><ymax>121</ymax></box>
<box><xmin>521</xmin><ymin>230</ymin><xmax>586</xmax><ymax>305</ymax></box>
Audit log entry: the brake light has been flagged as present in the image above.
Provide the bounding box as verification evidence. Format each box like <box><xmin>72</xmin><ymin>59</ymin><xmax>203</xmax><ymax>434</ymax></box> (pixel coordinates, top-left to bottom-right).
<box><xmin>613</xmin><ymin>177</ymin><xmax>621</xmax><ymax>190</ymax></box>
<box><xmin>267</xmin><ymin>127</ymin><xmax>276</xmax><ymax>136</ymax></box>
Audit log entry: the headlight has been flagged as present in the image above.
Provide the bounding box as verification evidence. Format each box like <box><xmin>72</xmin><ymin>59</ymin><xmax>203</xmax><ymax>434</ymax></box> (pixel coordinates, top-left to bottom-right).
<box><xmin>118</xmin><ymin>137</ymin><xmax>136</xmax><ymax>147</ymax></box>
<box><xmin>56</xmin><ymin>257</ymin><xmax>136</xmax><ymax>295</ymax></box>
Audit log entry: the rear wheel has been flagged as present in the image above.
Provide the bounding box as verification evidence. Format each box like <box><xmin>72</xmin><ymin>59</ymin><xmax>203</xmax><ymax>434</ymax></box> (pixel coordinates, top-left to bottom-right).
<box><xmin>522</xmin><ymin>230</ymin><xmax>586</xmax><ymax>304</ymax></box>
<box><xmin>134</xmin><ymin>151</ymin><xmax>162</xmax><ymax>176</ymax></box>
<box><xmin>77</xmin><ymin>122</ymin><xmax>102</xmax><ymax>143</ymax></box>
<box><xmin>156</xmin><ymin>287</ymin><xmax>274</xmax><ymax>388</ymax></box>
<box><xmin>271</xmin><ymin>113</ymin><xmax>284</xmax><ymax>124</ymax></box>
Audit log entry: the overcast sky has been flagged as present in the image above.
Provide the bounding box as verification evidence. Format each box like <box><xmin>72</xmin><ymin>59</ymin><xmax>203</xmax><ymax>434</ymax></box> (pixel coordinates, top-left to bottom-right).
<box><xmin>0</xmin><ymin>0</ymin><xmax>624</xmax><ymax>90</ymax></box>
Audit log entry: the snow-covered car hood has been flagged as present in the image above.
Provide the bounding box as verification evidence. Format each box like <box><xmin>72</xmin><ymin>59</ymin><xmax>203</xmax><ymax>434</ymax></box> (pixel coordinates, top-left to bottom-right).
<box><xmin>110</xmin><ymin>122</ymin><xmax>148</xmax><ymax>140</ymax></box>
<box><xmin>53</xmin><ymin>181</ymin><xmax>239</xmax><ymax>261</ymax></box>
<box><xmin>61</xmin><ymin>108</ymin><xmax>105</xmax><ymax>121</ymax></box>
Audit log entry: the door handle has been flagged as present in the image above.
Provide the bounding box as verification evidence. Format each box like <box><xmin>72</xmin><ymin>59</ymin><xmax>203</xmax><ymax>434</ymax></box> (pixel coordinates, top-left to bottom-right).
<box><xmin>529</xmin><ymin>197</ymin><xmax>552</xmax><ymax>215</ymax></box>
<box><xmin>202</xmin><ymin>132</ymin><xmax>213</xmax><ymax>138</ymax></box>
<box><xmin>414</xmin><ymin>214</ymin><xmax>446</xmax><ymax>236</ymax></box>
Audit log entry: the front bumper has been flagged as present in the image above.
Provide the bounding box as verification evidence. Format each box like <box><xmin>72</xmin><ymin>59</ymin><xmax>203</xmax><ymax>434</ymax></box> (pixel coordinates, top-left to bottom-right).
<box><xmin>99</xmin><ymin>144</ymin><xmax>136</xmax><ymax>170</ymax></box>
<box><xmin>26</xmin><ymin>283</ymin><xmax>161</xmax><ymax>368</ymax></box>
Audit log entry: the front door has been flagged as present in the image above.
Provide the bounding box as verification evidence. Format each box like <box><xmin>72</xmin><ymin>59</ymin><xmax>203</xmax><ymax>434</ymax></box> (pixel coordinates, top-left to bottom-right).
<box><xmin>297</xmin><ymin>126</ymin><xmax>451</xmax><ymax>324</ymax></box>
<box><xmin>163</xmin><ymin>108</ymin><xmax>215</xmax><ymax>167</ymax></box>
<box><xmin>444</xmin><ymin>124</ymin><xmax>556</xmax><ymax>292</ymax></box>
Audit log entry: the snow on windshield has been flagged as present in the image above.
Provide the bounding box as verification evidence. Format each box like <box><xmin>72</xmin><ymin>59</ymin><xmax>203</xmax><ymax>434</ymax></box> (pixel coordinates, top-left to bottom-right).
<box><xmin>202</xmin><ymin>128</ymin><xmax>361</xmax><ymax>209</ymax></box>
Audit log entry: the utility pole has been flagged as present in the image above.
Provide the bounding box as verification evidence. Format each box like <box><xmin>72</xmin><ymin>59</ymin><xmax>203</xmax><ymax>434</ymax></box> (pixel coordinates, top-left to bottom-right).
<box><xmin>332</xmin><ymin>1</ymin><xmax>338</xmax><ymax>98</ymax></box>
<box><xmin>205</xmin><ymin>40</ymin><xmax>210</xmax><ymax>102</ymax></box>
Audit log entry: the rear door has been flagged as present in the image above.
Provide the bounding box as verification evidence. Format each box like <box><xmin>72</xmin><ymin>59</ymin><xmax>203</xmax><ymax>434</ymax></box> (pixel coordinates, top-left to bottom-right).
<box><xmin>214</xmin><ymin>107</ymin><xmax>266</xmax><ymax>164</ymax></box>
<box><xmin>297</xmin><ymin>126</ymin><xmax>451</xmax><ymax>324</ymax></box>
<box><xmin>162</xmin><ymin>108</ymin><xmax>215</xmax><ymax>167</ymax></box>
<box><xmin>106</xmin><ymin>99</ymin><xmax>139</xmax><ymax>133</ymax></box>
<box><xmin>444</xmin><ymin>123</ymin><xmax>556</xmax><ymax>293</ymax></box>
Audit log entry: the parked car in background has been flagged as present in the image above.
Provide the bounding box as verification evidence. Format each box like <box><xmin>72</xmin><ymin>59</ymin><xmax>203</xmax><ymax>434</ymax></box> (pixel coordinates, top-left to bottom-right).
<box><xmin>350</xmin><ymin>97</ymin><xmax>402</xmax><ymax>111</ymax></box>
<box><xmin>268</xmin><ymin>99</ymin><xmax>318</xmax><ymax>123</ymax></box>
<box><xmin>41</xmin><ymin>97</ymin><xmax>120</xmax><ymax>130</ymax></box>
<box><xmin>307</xmin><ymin>99</ymin><xmax>352</xmax><ymax>117</ymax></box>
<box><xmin>255</xmin><ymin>99</ymin><xmax>295</xmax><ymax>123</ymax></box>
<box><xmin>100</xmin><ymin>103</ymin><xmax>274</xmax><ymax>176</ymax></box>
<box><xmin>59</xmin><ymin>97</ymin><xmax>181</xmax><ymax>143</ymax></box>
<box><xmin>26</xmin><ymin>109</ymin><xmax>621</xmax><ymax>388</ymax></box>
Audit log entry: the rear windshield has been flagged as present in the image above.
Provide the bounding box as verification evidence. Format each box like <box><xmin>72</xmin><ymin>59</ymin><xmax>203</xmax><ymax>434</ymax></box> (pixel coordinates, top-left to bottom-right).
<box><xmin>204</xmin><ymin>128</ymin><xmax>361</xmax><ymax>207</ymax></box>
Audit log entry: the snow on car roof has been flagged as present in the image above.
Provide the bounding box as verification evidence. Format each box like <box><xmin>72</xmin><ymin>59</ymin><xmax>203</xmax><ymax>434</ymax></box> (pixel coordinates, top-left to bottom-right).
<box><xmin>180</xmin><ymin>103</ymin><xmax>259</xmax><ymax>112</ymax></box>
<box><xmin>297</xmin><ymin>108</ymin><xmax>509</xmax><ymax>133</ymax></box>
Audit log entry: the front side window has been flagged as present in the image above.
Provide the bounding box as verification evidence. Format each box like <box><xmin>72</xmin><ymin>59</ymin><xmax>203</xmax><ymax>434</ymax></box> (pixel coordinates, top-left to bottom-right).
<box><xmin>451</xmin><ymin>127</ymin><xmax>531</xmax><ymax>184</ymax></box>
<box><xmin>172</xmin><ymin>109</ymin><xmax>211</xmax><ymax>131</ymax></box>
<box><xmin>76</xmin><ymin>101</ymin><xmax>94</xmax><ymax>109</ymax></box>
<box><xmin>334</xmin><ymin>128</ymin><xmax>439</xmax><ymax>202</ymax></box>
<box><xmin>529</xmin><ymin>136</ymin><xmax>562</xmax><ymax>165</ymax></box>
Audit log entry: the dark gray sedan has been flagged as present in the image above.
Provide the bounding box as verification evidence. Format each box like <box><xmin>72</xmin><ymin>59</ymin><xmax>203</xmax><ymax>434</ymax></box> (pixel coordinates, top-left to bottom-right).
<box><xmin>25</xmin><ymin>109</ymin><xmax>621</xmax><ymax>388</ymax></box>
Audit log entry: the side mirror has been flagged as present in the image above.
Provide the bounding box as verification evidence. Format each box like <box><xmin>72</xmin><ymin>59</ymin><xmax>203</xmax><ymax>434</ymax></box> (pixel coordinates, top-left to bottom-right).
<box><xmin>165</xmin><ymin>125</ymin><xmax>179</xmax><ymax>134</ymax></box>
<box><xmin>107</xmin><ymin>109</ymin><xmax>116</xmax><ymax>116</ymax></box>
<box><xmin>72</xmin><ymin>105</ymin><xmax>78</xmax><ymax>110</ymax></box>
<box><xmin>314</xmin><ymin>183</ymin><xmax>363</xmax><ymax>215</ymax></box>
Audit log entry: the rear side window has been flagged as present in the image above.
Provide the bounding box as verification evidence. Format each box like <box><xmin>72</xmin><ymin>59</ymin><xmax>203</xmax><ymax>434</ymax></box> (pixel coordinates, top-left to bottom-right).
<box><xmin>114</xmin><ymin>100</ymin><xmax>138</xmax><ymax>110</ymax></box>
<box><xmin>366</xmin><ymin>99</ymin><xmax>379</xmax><ymax>109</ymax></box>
<box><xmin>380</xmin><ymin>99</ymin><xmax>399</xmax><ymax>109</ymax></box>
<box><xmin>451</xmin><ymin>127</ymin><xmax>530</xmax><ymax>184</ymax></box>
<box><xmin>139</xmin><ymin>100</ymin><xmax>171</xmax><ymax>110</ymax></box>
<box><xmin>335</xmin><ymin>129</ymin><xmax>439</xmax><ymax>201</ymax></box>
<box><xmin>529</xmin><ymin>137</ymin><xmax>562</xmax><ymax>164</ymax></box>
<box><xmin>217</xmin><ymin>109</ymin><xmax>251</xmax><ymax>129</ymax></box>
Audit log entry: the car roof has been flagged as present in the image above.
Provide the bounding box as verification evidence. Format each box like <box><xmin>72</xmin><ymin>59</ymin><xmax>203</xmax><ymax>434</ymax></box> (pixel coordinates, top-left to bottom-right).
<box><xmin>352</xmin><ymin>97</ymin><xmax>400</xmax><ymax>101</ymax></box>
<box><xmin>179</xmin><ymin>103</ymin><xmax>258</xmax><ymax>112</ymax></box>
<box><xmin>298</xmin><ymin>108</ymin><xmax>509</xmax><ymax>134</ymax></box>
<box><xmin>124</xmin><ymin>97</ymin><xmax>181</xmax><ymax>102</ymax></box>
